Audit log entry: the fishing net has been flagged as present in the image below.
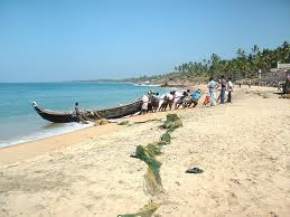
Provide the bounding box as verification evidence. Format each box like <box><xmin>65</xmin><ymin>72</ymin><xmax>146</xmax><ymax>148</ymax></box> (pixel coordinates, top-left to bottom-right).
<box><xmin>95</xmin><ymin>119</ymin><xmax>110</xmax><ymax>125</ymax></box>
<box><xmin>124</xmin><ymin>114</ymin><xmax>183</xmax><ymax>214</ymax></box>
<box><xmin>146</xmin><ymin>143</ymin><xmax>162</xmax><ymax>156</ymax></box>
<box><xmin>160</xmin><ymin>114</ymin><xmax>183</xmax><ymax>132</ymax></box>
<box><xmin>118</xmin><ymin>120</ymin><xmax>130</xmax><ymax>125</ymax></box>
<box><xmin>117</xmin><ymin>201</ymin><xmax>159</xmax><ymax>217</ymax></box>
<box><xmin>144</xmin><ymin>166</ymin><xmax>162</xmax><ymax>195</ymax></box>
<box><xmin>135</xmin><ymin>145</ymin><xmax>162</xmax><ymax>195</ymax></box>
<box><xmin>160</xmin><ymin>131</ymin><xmax>171</xmax><ymax>144</ymax></box>
<box><xmin>135</xmin><ymin>145</ymin><xmax>161</xmax><ymax>177</ymax></box>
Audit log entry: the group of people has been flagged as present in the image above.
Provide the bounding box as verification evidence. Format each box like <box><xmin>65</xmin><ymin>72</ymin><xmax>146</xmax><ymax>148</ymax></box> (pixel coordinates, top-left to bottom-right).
<box><xmin>206</xmin><ymin>76</ymin><xmax>233</xmax><ymax>106</ymax></box>
<box><xmin>141</xmin><ymin>75</ymin><xmax>234</xmax><ymax>113</ymax></box>
<box><xmin>141</xmin><ymin>88</ymin><xmax>202</xmax><ymax>114</ymax></box>
<box><xmin>74</xmin><ymin>76</ymin><xmax>234</xmax><ymax>120</ymax></box>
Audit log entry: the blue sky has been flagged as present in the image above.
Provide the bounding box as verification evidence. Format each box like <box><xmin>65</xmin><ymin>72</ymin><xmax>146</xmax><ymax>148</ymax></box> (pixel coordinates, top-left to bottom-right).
<box><xmin>0</xmin><ymin>0</ymin><xmax>290</xmax><ymax>82</ymax></box>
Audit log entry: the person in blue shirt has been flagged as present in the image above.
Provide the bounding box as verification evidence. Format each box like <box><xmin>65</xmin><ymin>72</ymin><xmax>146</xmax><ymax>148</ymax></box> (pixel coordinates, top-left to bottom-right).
<box><xmin>191</xmin><ymin>89</ymin><xmax>202</xmax><ymax>107</ymax></box>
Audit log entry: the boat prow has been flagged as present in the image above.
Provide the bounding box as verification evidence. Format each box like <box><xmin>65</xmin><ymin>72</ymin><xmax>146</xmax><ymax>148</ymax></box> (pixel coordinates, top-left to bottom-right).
<box><xmin>32</xmin><ymin>102</ymin><xmax>77</xmax><ymax>123</ymax></box>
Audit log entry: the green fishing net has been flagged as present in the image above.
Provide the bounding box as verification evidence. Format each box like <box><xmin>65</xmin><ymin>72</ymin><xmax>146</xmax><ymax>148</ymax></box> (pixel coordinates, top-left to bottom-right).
<box><xmin>123</xmin><ymin>114</ymin><xmax>183</xmax><ymax>214</ymax></box>
<box><xmin>135</xmin><ymin>145</ymin><xmax>161</xmax><ymax>177</ymax></box>
<box><xmin>117</xmin><ymin>201</ymin><xmax>159</xmax><ymax>217</ymax></box>
<box><xmin>160</xmin><ymin>114</ymin><xmax>183</xmax><ymax>132</ymax></box>
<box><xmin>160</xmin><ymin>131</ymin><xmax>171</xmax><ymax>144</ymax></box>
<box><xmin>135</xmin><ymin>144</ymin><xmax>162</xmax><ymax>195</ymax></box>
<box><xmin>146</xmin><ymin>143</ymin><xmax>162</xmax><ymax>156</ymax></box>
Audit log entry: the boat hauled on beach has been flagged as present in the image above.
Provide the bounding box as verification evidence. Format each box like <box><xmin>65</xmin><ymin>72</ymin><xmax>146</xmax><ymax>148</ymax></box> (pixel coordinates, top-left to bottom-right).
<box><xmin>32</xmin><ymin>100</ymin><xmax>142</xmax><ymax>123</ymax></box>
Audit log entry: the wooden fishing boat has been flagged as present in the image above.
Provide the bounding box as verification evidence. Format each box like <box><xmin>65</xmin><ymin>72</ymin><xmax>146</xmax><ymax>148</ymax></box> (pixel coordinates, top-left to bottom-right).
<box><xmin>32</xmin><ymin>100</ymin><xmax>142</xmax><ymax>123</ymax></box>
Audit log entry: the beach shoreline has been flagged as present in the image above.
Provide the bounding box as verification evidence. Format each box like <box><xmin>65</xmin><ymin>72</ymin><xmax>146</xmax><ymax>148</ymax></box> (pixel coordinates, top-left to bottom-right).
<box><xmin>0</xmin><ymin>106</ymin><xmax>178</xmax><ymax>165</ymax></box>
<box><xmin>0</xmin><ymin>86</ymin><xmax>289</xmax><ymax>217</ymax></box>
<box><xmin>0</xmin><ymin>85</ymin><xmax>278</xmax><ymax>165</ymax></box>
<box><xmin>0</xmin><ymin>82</ymin><xmax>170</xmax><ymax>147</ymax></box>
<box><xmin>0</xmin><ymin>123</ymin><xmax>119</xmax><ymax>165</ymax></box>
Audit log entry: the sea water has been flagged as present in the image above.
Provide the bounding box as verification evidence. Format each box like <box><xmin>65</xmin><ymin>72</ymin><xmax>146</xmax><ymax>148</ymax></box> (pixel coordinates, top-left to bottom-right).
<box><xmin>0</xmin><ymin>82</ymin><xmax>168</xmax><ymax>148</ymax></box>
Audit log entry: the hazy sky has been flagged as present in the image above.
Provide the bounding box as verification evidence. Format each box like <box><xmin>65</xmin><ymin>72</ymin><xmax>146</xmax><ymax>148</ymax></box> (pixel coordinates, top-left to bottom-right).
<box><xmin>0</xmin><ymin>0</ymin><xmax>290</xmax><ymax>82</ymax></box>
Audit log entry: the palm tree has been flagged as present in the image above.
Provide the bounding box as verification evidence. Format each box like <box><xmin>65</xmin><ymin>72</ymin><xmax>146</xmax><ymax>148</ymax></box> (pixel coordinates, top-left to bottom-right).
<box><xmin>142</xmin><ymin>40</ymin><xmax>290</xmax><ymax>84</ymax></box>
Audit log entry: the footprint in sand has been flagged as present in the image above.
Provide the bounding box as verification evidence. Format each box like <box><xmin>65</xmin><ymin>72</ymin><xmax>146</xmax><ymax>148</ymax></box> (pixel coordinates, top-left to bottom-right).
<box><xmin>230</xmin><ymin>178</ymin><xmax>241</xmax><ymax>185</ymax></box>
<box><xmin>269</xmin><ymin>211</ymin><xmax>279</xmax><ymax>217</ymax></box>
<box><xmin>227</xmin><ymin>192</ymin><xmax>239</xmax><ymax>206</ymax></box>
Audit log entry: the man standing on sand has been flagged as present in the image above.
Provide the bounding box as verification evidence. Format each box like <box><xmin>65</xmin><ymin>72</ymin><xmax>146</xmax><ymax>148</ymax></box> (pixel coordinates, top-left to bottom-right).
<box><xmin>227</xmin><ymin>77</ymin><xmax>234</xmax><ymax>103</ymax></box>
<box><xmin>207</xmin><ymin>77</ymin><xmax>218</xmax><ymax>106</ymax></box>
<box><xmin>219</xmin><ymin>75</ymin><xmax>227</xmax><ymax>104</ymax></box>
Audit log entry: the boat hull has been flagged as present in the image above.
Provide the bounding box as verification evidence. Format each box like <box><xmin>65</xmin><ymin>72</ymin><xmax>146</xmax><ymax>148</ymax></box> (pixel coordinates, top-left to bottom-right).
<box><xmin>96</xmin><ymin>101</ymin><xmax>142</xmax><ymax>119</ymax></box>
<box><xmin>33</xmin><ymin>105</ymin><xmax>78</xmax><ymax>123</ymax></box>
<box><xmin>33</xmin><ymin>100</ymin><xmax>142</xmax><ymax>123</ymax></box>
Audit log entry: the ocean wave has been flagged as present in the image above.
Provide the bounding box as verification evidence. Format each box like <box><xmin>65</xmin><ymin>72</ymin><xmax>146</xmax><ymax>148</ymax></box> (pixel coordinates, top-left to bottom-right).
<box><xmin>0</xmin><ymin>122</ymin><xmax>94</xmax><ymax>148</ymax></box>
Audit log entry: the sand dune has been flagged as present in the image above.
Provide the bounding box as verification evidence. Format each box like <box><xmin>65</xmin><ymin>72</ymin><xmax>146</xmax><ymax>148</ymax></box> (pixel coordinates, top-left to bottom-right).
<box><xmin>0</xmin><ymin>86</ymin><xmax>289</xmax><ymax>217</ymax></box>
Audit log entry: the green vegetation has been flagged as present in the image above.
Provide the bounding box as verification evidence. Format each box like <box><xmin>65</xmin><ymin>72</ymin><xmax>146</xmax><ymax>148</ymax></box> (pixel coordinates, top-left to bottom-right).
<box><xmin>127</xmin><ymin>41</ymin><xmax>290</xmax><ymax>83</ymax></box>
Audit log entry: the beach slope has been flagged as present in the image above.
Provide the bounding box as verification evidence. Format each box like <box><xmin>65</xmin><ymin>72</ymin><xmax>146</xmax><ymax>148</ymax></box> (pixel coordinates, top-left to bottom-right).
<box><xmin>0</xmin><ymin>87</ymin><xmax>289</xmax><ymax>217</ymax></box>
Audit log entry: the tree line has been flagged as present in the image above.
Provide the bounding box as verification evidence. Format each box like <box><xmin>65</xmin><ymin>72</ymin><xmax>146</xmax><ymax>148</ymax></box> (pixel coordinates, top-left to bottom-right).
<box><xmin>134</xmin><ymin>41</ymin><xmax>290</xmax><ymax>83</ymax></box>
<box><xmin>176</xmin><ymin>41</ymin><xmax>290</xmax><ymax>80</ymax></box>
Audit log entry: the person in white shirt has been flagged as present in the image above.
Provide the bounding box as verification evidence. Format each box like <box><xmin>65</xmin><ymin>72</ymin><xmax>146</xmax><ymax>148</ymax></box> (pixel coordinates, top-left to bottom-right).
<box><xmin>207</xmin><ymin>77</ymin><xmax>218</xmax><ymax>106</ymax></box>
<box><xmin>158</xmin><ymin>91</ymin><xmax>175</xmax><ymax>111</ymax></box>
<box><xmin>227</xmin><ymin>77</ymin><xmax>234</xmax><ymax>103</ymax></box>
<box><xmin>141</xmin><ymin>94</ymin><xmax>150</xmax><ymax>114</ymax></box>
<box><xmin>173</xmin><ymin>90</ymin><xmax>184</xmax><ymax>109</ymax></box>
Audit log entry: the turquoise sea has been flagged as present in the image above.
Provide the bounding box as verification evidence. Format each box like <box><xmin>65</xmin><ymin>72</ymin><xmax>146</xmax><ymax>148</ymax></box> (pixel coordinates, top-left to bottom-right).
<box><xmin>0</xmin><ymin>82</ymin><xmax>167</xmax><ymax>148</ymax></box>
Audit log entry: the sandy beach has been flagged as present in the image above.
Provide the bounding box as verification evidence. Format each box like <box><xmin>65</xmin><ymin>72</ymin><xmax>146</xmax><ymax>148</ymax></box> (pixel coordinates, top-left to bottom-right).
<box><xmin>0</xmin><ymin>86</ymin><xmax>290</xmax><ymax>217</ymax></box>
